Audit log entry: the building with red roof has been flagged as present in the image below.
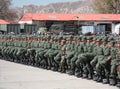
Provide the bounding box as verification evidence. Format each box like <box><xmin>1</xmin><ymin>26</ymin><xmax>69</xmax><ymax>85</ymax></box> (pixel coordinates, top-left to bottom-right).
<box><xmin>18</xmin><ymin>13</ymin><xmax>120</xmax><ymax>34</ymax></box>
<box><xmin>19</xmin><ymin>13</ymin><xmax>120</xmax><ymax>22</ymax></box>
<box><xmin>0</xmin><ymin>19</ymin><xmax>10</xmax><ymax>24</ymax></box>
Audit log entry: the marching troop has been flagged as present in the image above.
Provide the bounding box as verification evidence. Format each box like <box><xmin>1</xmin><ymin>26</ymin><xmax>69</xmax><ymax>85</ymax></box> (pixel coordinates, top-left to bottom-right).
<box><xmin>0</xmin><ymin>34</ymin><xmax>120</xmax><ymax>87</ymax></box>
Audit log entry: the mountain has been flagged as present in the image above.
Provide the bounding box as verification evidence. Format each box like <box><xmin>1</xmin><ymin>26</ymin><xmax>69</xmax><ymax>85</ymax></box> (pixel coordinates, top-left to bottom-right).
<box><xmin>15</xmin><ymin>0</ymin><xmax>95</xmax><ymax>19</ymax></box>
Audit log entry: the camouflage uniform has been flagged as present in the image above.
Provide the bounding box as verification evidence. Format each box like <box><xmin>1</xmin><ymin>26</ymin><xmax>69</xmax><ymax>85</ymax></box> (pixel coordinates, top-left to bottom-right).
<box><xmin>90</xmin><ymin>38</ymin><xmax>104</xmax><ymax>81</ymax></box>
<box><xmin>59</xmin><ymin>40</ymin><xmax>67</xmax><ymax>73</ymax></box>
<box><xmin>116</xmin><ymin>48</ymin><xmax>120</xmax><ymax>86</ymax></box>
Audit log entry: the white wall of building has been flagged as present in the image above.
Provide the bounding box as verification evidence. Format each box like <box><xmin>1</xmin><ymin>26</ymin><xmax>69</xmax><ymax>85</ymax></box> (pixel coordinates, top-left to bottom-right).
<box><xmin>112</xmin><ymin>23</ymin><xmax>115</xmax><ymax>34</ymax></box>
<box><xmin>18</xmin><ymin>21</ymin><xmax>33</xmax><ymax>24</ymax></box>
<box><xmin>94</xmin><ymin>22</ymin><xmax>112</xmax><ymax>34</ymax></box>
<box><xmin>81</xmin><ymin>26</ymin><xmax>94</xmax><ymax>34</ymax></box>
<box><xmin>114</xmin><ymin>23</ymin><xmax>120</xmax><ymax>34</ymax></box>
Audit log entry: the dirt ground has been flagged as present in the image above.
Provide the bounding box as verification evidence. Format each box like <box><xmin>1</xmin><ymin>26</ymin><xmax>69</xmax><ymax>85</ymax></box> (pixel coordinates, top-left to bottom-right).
<box><xmin>0</xmin><ymin>60</ymin><xmax>118</xmax><ymax>89</ymax></box>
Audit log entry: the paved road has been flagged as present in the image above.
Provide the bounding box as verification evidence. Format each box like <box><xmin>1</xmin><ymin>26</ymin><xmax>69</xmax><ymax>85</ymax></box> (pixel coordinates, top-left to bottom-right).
<box><xmin>0</xmin><ymin>60</ymin><xmax>118</xmax><ymax>89</ymax></box>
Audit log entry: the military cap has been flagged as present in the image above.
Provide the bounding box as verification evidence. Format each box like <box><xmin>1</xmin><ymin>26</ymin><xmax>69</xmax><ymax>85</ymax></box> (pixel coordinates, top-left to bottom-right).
<box><xmin>117</xmin><ymin>39</ymin><xmax>120</xmax><ymax>44</ymax></box>
<box><xmin>12</xmin><ymin>35</ymin><xmax>16</xmax><ymax>38</ymax></box>
<box><xmin>61</xmin><ymin>39</ymin><xmax>66</xmax><ymax>43</ymax></box>
<box><xmin>108</xmin><ymin>37</ymin><xmax>114</xmax><ymax>42</ymax></box>
<box><xmin>57</xmin><ymin>36</ymin><xmax>60</xmax><ymax>39</ymax></box>
<box><xmin>77</xmin><ymin>36</ymin><xmax>82</xmax><ymax>40</ymax></box>
<box><xmin>22</xmin><ymin>35</ymin><xmax>27</xmax><ymax>38</ymax></box>
<box><xmin>58</xmin><ymin>36</ymin><xmax>63</xmax><ymax>39</ymax></box>
<box><xmin>82</xmin><ymin>36</ymin><xmax>87</xmax><ymax>41</ymax></box>
<box><xmin>93</xmin><ymin>36</ymin><xmax>97</xmax><ymax>41</ymax></box>
<box><xmin>62</xmin><ymin>36</ymin><xmax>66</xmax><ymax>39</ymax></box>
<box><xmin>47</xmin><ymin>35</ymin><xmax>51</xmax><ymax>38</ymax></box>
<box><xmin>96</xmin><ymin>37</ymin><xmax>102</xmax><ymax>41</ymax></box>
<box><xmin>102</xmin><ymin>36</ymin><xmax>108</xmax><ymax>41</ymax></box>
<box><xmin>66</xmin><ymin>35</ymin><xmax>73</xmax><ymax>39</ymax></box>
<box><xmin>73</xmin><ymin>36</ymin><xmax>76</xmax><ymax>39</ymax></box>
<box><xmin>109</xmin><ymin>41</ymin><xmax>115</xmax><ymax>45</ymax></box>
<box><xmin>8</xmin><ymin>35</ymin><xmax>11</xmax><ymax>38</ymax></box>
<box><xmin>86</xmin><ymin>36</ymin><xmax>89</xmax><ymax>40</ymax></box>
<box><xmin>87</xmin><ymin>36</ymin><xmax>93</xmax><ymax>40</ymax></box>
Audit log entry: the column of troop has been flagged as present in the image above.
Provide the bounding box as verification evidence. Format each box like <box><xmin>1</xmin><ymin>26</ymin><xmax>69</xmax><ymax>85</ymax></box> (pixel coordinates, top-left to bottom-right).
<box><xmin>0</xmin><ymin>34</ymin><xmax>120</xmax><ymax>87</ymax></box>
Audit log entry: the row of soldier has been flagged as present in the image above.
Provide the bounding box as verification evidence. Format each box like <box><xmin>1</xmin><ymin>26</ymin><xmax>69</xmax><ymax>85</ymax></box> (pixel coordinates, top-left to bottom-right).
<box><xmin>0</xmin><ymin>34</ymin><xmax>120</xmax><ymax>87</ymax></box>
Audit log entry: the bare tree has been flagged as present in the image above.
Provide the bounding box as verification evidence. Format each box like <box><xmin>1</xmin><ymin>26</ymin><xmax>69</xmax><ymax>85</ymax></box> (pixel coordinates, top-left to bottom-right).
<box><xmin>0</xmin><ymin>0</ymin><xmax>18</xmax><ymax>21</ymax></box>
<box><xmin>93</xmin><ymin>0</ymin><xmax>120</xmax><ymax>14</ymax></box>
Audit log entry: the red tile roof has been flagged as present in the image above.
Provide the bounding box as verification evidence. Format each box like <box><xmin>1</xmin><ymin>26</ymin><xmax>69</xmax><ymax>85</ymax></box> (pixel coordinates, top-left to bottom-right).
<box><xmin>0</xmin><ymin>19</ymin><xmax>9</xmax><ymax>24</ymax></box>
<box><xmin>9</xmin><ymin>21</ymin><xmax>18</xmax><ymax>24</ymax></box>
<box><xmin>20</xmin><ymin>13</ymin><xmax>120</xmax><ymax>21</ymax></box>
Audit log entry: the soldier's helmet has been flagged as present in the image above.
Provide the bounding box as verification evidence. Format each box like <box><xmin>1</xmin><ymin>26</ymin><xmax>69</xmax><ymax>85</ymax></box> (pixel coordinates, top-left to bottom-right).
<box><xmin>108</xmin><ymin>37</ymin><xmax>114</xmax><ymax>42</ymax></box>
<box><xmin>61</xmin><ymin>39</ymin><xmax>66</xmax><ymax>44</ymax></box>
<box><xmin>82</xmin><ymin>36</ymin><xmax>87</xmax><ymax>41</ymax></box>
<box><xmin>59</xmin><ymin>36</ymin><xmax>63</xmax><ymax>40</ymax></box>
<box><xmin>100</xmin><ymin>36</ymin><xmax>107</xmax><ymax>42</ymax></box>
<box><xmin>77</xmin><ymin>36</ymin><xmax>82</xmax><ymax>40</ymax></box>
<box><xmin>96</xmin><ymin>37</ymin><xmax>102</xmax><ymax>42</ymax></box>
<box><xmin>87</xmin><ymin>36</ymin><xmax>93</xmax><ymax>40</ymax></box>
<box><xmin>117</xmin><ymin>39</ymin><xmax>120</xmax><ymax>44</ymax></box>
<box><xmin>109</xmin><ymin>41</ymin><xmax>115</xmax><ymax>45</ymax></box>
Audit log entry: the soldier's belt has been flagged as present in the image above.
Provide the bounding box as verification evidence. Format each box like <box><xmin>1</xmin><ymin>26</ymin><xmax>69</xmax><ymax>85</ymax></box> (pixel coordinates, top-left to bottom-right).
<box><xmin>61</xmin><ymin>54</ymin><xmax>66</xmax><ymax>56</ymax></box>
<box><xmin>116</xmin><ymin>60</ymin><xmax>120</xmax><ymax>65</ymax></box>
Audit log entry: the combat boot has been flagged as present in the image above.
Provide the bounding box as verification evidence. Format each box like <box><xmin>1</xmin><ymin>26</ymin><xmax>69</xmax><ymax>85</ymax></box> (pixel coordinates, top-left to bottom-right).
<box><xmin>82</xmin><ymin>73</ymin><xmax>88</xmax><ymax>78</ymax></box>
<box><xmin>66</xmin><ymin>66</ymin><xmax>71</xmax><ymax>74</ymax></box>
<box><xmin>102</xmin><ymin>75</ymin><xmax>109</xmax><ymax>84</ymax></box>
<box><xmin>61</xmin><ymin>68</ymin><xmax>66</xmax><ymax>73</ymax></box>
<box><xmin>103</xmin><ymin>78</ymin><xmax>109</xmax><ymax>84</ymax></box>
<box><xmin>82</xmin><ymin>67</ymin><xmax>88</xmax><ymax>78</ymax></box>
<box><xmin>109</xmin><ymin>77</ymin><xmax>117</xmax><ymax>86</ymax></box>
<box><xmin>68</xmin><ymin>69</ymin><xmax>75</xmax><ymax>75</ymax></box>
<box><xmin>33</xmin><ymin>62</ymin><xmax>37</xmax><ymax>67</ymax></box>
<box><xmin>75</xmin><ymin>68</ymin><xmax>83</xmax><ymax>77</ymax></box>
<box><xmin>47</xmin><ymin>66</ymin><xmax>51</xmax><ymax>70</ymax></box>
<box><xmin>93</xmin><ymin>72</ymin><xmax>98</xmax><ymax>81</ymax></box>
<box><xmin>88</xmin><ymin>73</ymin><xmax>93</xmax><ymax>80</ymax></box>
<box><xmin>54</xmin><ymin>64</ymin><xmax>59</xmax><ymax>72</ymax></box>
<box><xmin>36</xmin><ymin>63</ymin><xmax>40</xmax><ymax>67</ymax></box>
<box><xmin>54</xmin><ymin>67</ymin><xmax>58</xmax><ymax>71</ymax></box>
<box><xmin>20</xmin><ymin>59</ymin><xmax>23</xmax><ymax>64</ymax></box>
<box><xmin>96</xmin><ymin>74</ymin><xmax>103</xmax><ymax>82</ymax></box>
<box><xmin>14</xmin><ymin>59</ymin><xmax>17</xmax><ymax>63</ymax></box>
<box><xmin>58</xmin><ymin>66</ymin><xmax>62</xmax><ymax>72</ymax></box>
<box><xmin>68</xmin><ymin>66</ymin><xmax>75</xmax><ymax>75</ymax></box>
<box><xmin>44</xmin><ymin>65</ymin><xmax>47</xmax><ymax>69</ymax></box>
<box><xmin>51</xmin><ymin>66</ymin><xmax>58</xmax><ymax>71</ymax></box>
<box><xmin>116</xmin><ymin>80</ymin><xmax>120</xmax><ymax>87</ymax></box>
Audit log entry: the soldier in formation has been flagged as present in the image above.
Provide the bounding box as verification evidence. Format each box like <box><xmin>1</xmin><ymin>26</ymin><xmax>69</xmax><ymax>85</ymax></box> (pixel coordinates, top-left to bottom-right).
<box><xmin>1</xmin><ymin>34</ymin><xmax>120</xmax><ymax>87</ymax></box>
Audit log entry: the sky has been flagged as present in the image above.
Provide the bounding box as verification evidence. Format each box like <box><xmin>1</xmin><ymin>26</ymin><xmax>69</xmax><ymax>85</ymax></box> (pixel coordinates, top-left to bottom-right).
<box><xmin>12</xmin><ymin>0</ymin><xmax>79</xmax><ymax>7</ymax></box>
